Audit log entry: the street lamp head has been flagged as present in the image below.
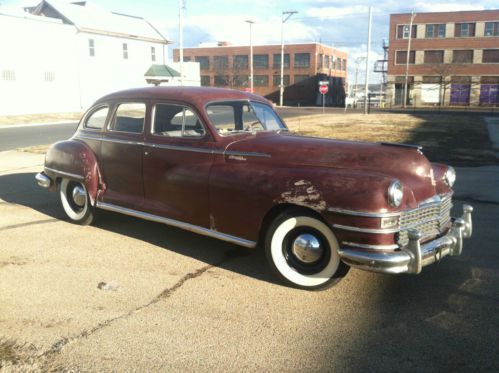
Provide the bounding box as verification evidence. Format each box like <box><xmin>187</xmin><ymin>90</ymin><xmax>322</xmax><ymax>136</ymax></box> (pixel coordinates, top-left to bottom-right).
<box><xmin>245</xmin><ymin>20</ymin><xmax>255</xmax><ymax>24</ymax></box>
<box><xmin>282</xmin><ymin>10</ymin><xmax>298</xmax><ymax>23</ymax></box>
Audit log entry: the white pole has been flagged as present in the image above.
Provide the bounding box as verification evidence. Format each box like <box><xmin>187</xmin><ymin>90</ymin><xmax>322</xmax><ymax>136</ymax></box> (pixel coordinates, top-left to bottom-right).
<box><xmin>280</xmin><ymin>11</ymin><xmax>297</xmax><ymax>107</ymax></box>
<box><xmin>179</xmin><ymin>0</ymin><xmax>184</xmax><ymax>86</ymax></box>
<box><xmin>403</xmin><ymin>11</ymin><xmax>416</xmax><ymax>108</ymax></box>
<box><xmin>363</xmin><ymin>7</ymin><xmax>372</xmax><ymax>114</ymax></box>
<box><xmin>246</xmin><ymin>20</ymin><xmax>255</xmax><ymax>92</ymax></box>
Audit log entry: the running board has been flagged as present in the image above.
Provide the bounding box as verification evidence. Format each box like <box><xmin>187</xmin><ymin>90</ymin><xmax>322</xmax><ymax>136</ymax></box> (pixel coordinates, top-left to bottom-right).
<box><xmin>95</xmin><ymin>201</ymin><xmax>257</xmax><ymax>249</ymax></box>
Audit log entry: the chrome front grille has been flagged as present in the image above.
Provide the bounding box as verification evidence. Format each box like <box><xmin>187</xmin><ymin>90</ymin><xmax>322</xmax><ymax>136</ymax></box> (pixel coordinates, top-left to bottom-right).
<box><xmin>397</xmin><ymin>194</ymin><xmax>453</xmax><ymax>246</ymax></box>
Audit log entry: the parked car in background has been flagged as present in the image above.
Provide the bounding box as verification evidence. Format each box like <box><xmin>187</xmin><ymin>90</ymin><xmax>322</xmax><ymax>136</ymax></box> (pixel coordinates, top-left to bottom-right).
<box><xmin>36</xmin><ymin>87</ymin><xmax>473</xmax><ymax>290</ymax></box>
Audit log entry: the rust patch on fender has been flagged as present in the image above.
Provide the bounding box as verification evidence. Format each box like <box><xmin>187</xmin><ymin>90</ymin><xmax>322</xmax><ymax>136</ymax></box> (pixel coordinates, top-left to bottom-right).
<box><xmin>276</xmin><ymin>180</ymin><xmax>327</xmax><ymax>211</ymax></box>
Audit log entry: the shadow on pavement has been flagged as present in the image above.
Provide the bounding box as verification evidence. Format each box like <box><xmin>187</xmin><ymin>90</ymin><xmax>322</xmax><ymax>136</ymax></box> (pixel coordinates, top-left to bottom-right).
<box><xmin>0</xmin><ymin>171</ymin><xmax>276</xmax><ymax>286</ymax></box>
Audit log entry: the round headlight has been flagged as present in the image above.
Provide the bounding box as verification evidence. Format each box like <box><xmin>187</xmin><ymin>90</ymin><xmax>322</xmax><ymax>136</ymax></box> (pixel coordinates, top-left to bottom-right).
<box><xmin>444</xmin><ymin>166</ymin><xmax>456</xmax><ymax>187</ymax></box>
<box><xmin>388</xmin><ymin>180</ymin><xmax>404</xmax><ymax>207</ymax></box>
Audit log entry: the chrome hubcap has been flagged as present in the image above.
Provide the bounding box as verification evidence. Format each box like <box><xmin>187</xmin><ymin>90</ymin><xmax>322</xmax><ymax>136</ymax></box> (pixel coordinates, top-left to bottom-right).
<box><xmin>291</xmin><ymin>234</ymin><xmax>323</xmax><ymax>264</ymax></box>
<box><xmin>72</xmin><ymin>185</ymin><xmax>86</xmax><ymax>207</ymax></box>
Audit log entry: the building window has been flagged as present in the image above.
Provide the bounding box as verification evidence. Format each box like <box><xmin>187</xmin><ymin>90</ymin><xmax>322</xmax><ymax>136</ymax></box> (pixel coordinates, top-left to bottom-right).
<box><xmin>44</xmin><ymin>71</ymin><xmax>55</xmax><ymax>82</ymax></box>
<box><xmin>450</xmin><ymin>76</ymin><xmax>471</xmax><ymax>105</ymax></box>
<box><xmin>213</xmin><ymin>56</ymin><xmax>229</xmax><ymax>70</ymax></box>
<box><xmin>294</xmin><ymin>53</ymin><xmax>310</xmax><ymax>68</ymax></box>
<box><xmin>88</xmin><ymin>39</ymin><xmax>95</xmax><ymax>57</ymax></box>
<box><xmin>122</xmin><ymin>43</ymin><xmax>128</xmax><ymax>59</ymax></box>
<box><xmin>453</xmin><ymin>50</ymin><xmax>473</xmax><ymax>64</ymax></box>
<box><xmin>485</xmin><ymin>22</ymin><xmax>499</xmax><ymax>36</ymax></box>
<box><xmin>425</xmin><ymin>24</ymin><xmax>446</xmax><ymax>38</ymax></box>
<box><xmin>233</xmin><ymin>55</ymin><xmax>249</xmax><ymax>69</ymax></box>
<box><xmin>395</xmin><ymin>51</ymin><xmax>415</xmax><ymax>64</ymax></box>
<box><xmin>318</xmin><ymin>54</ymin><xmax>323</xmax><ymax>69</ymax></box>
<box><xmin>1</xmin><ymin>70</ymin><xmax>16</xmax><ymax>81</ymax></box>
<box><xmin>342</xmin><ymin>59</ymin><xmax>347</xmax><ymax>71</ymax></box>
<box><xmin>424</xmin><ymin>50</ymin><xmax>444</xmax><ymax>64</ymax></box>
<box><xmin>195</xmin><ymin>56</ymin><xmax>210</xmax><ymax>70</ymax></box>
<box><xmin>325</xmin><ymin>55</ymin><xmax>330</xmax><ymax>69</ymax></box>
<box><xmin>233</xmin><ymin>75</ymin><xmax>249</xmax><ymax>87</ymax></box>
<box><xmin>482</xmin><ymin>49</ymin><xmax>499</xmax><ymax>63</ymax></box>
<box><xmin>201</xmin><ymin>76</ymin><xmax>210</xmax><ymax>86</ymax></box>
<box><xmin>273</xmin><ymin>75</ymin><xmax>289</xmax><ymax>86</ymax></box>
<box><xmin>151</xmin><ymin>47</ymin><xmax>156</xmax><ymax>62</ymax></box>
<box><xmin>183</xmin><ymin>56</ymin><xmax>191</xmax><ymax>62</ymax></box>
<box><xmin>254</xmin><ymin>75</ymin><xmax>269</xmax><ymax>86</ymax></box>
<box><xmin>455</xmin><ymin>23</ymin><xmax>475</xmax><ymax>37</ymax></box>
<box><xmin>214</xmin><ymin>75</ymin><xmax>229</xmax><ymax>86</ymax></box>
<box><xmin>397</xmin><ymin>24</ymin><xmax>417</xmax><ymax>39</ymax></box>
<box><xmin>253</xmin><ymin>55</ymin><xmax>269</xmax><ymax>69</ymax></box>
<box><xmin>273</xmin><ymin>54</ymin><xmax>290</xmax><ymax>68</ymax></box>
<box><xmin>336</xmin><ymin>57</ymin><xmax>341</xmax><ymax>70</ymax></box>
<box><xmin>294</xmin><ymin>75</ymin><xmax>309</xmax><ymax>84</ymax></box>
<box><xmin>480</xmin><ymin>76</ymin><xmax>499</xmax><ymax>105</ymax></box>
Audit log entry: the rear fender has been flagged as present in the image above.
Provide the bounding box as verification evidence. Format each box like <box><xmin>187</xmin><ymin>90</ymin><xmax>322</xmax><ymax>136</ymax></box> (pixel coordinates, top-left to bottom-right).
<box><xmin>44</xmin><ymin>140</ymin><xmax>103</xmax><ymax>205</ymax></box>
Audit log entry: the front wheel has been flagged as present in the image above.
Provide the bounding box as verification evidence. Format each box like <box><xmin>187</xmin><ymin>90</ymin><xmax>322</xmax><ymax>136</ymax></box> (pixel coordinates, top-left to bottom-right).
<box><xmin>59</xmin><ymin>178</ymin><xmax>95</xmax><ymax>225</ymax></box>
<box><xmin>265</xmin><ymin>211</ymin><xmax>349</xmax><ymax>290</ymax></box>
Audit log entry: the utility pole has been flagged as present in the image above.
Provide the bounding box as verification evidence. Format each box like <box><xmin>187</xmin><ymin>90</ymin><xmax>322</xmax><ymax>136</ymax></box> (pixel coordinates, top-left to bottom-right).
<box><xmin>363</xmin><ymin>6</ymin><xmax>372</xmax><ymax>114</ymax></box>
<box><xmin>178</xmin><ymin>0</ymin><xmax>185</xmax><ymax>86</ymax></box>
<box><xmin>403</xmin><ymin>11</ymin><xmax>416</xmax><ymax>108</ymax></box>
<box><xmin>245</xmin><ymin>20</ymin><xmax>255</xmax><ymax>93</ymax></box>
<box><xmin>280</xmin><ymin>10</ymin><xmax>297</xmax><ymax>107</ymax></box>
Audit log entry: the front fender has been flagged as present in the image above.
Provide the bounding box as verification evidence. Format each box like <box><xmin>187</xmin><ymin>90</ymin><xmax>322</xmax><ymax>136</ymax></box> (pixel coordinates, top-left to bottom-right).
<box><xmin>44</xmin><ymin>140</ymin><xmax>102</xmax><ymax>205</ymax></box>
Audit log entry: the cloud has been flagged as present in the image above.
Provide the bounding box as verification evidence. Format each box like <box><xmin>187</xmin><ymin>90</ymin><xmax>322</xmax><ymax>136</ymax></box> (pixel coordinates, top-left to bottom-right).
<box><xmin>413</xmin><ymin>2</ymin><xmax>485</xmax><ymax>12</ymax></box>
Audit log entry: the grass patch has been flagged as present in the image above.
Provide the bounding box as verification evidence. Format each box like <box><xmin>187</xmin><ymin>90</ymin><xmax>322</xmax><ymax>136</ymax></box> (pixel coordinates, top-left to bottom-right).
<box><xmin>285</xmin><ymin>113</ymin><xmax>497</xmax><ymax>167</ymax></box>
<box><xmin>0</xmin><ymin>339</ymin><xmax>20</xmax><ymax>367</ymax></box>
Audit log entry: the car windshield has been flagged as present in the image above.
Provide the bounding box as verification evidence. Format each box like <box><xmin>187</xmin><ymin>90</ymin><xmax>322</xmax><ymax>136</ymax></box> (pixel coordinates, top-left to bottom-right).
<box><xmin>206</xmin><ymin>101</ymin><xmax>287</xmax><ymax>135</ymax></box>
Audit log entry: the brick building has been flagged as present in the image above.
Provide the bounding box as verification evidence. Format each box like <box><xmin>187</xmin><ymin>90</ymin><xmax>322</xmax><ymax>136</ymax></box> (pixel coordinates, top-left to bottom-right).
<box><xmin>173</xmin><ymin>42</ymin><xmax>348</xmax><ymax>106</ymax></box>
<box><xmin>387</xmin><ymin>9</ymin><xmax>499</xmax><ymax>106</ymax></box>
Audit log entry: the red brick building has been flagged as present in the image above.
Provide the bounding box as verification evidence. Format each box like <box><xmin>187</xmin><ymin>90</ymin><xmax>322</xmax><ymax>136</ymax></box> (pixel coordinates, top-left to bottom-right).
<box><xmin>173</xmin><ymin>42</ymin><xmax>348</xmax><ymax>106</ymax></box>
<box><xmin>387</xmin><ymin>9</ymin><xmax>499</xmax><ymax>106</ymax></box>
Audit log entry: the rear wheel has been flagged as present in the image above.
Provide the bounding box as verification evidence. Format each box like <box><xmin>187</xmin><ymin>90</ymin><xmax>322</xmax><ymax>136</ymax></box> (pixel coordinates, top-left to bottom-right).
<box><xmin>59</xmin><ymin>178</ymin><xmax>94</xmax><ymax>225</ymax></box>
<box><xmin>265</xmin><ymin>211</ymin><xmax>349</xmax><ymax>290</ymax></box>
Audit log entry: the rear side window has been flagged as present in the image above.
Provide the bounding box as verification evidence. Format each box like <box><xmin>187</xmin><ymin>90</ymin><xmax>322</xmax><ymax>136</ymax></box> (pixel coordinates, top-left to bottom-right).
<box><xmin>110</xmin><ymin>103</ymin><xmax>146</xmax><ymax>133</ymax></box>
<box><xmin>153</xmin><ymin>104</ymin><xmax>205</xmax><ymax>138</ymax></box>
<box><xmin>84</xmin><ymin>106</ymin><xmax>109</xmax><ymax>130</ymax></box>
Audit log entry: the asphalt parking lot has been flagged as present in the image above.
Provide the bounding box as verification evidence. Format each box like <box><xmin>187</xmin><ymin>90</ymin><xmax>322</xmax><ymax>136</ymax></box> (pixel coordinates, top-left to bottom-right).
<box><xmin>1</xmin><ymin>150</ymin><xmax>498</xmax><ymax>372</ymax></box>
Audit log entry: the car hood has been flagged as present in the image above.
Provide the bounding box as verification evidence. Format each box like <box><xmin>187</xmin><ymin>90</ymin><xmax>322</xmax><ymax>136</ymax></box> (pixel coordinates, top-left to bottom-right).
<box><xmin>224</xmin><ymin>132</ymin><xmax>438</xmax><ymax>203</ymax></box>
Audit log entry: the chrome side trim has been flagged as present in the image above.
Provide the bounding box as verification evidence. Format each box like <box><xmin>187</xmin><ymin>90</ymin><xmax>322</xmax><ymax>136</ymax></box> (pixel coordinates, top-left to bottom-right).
<box><xmin>327</xmin><ymin>207</ymin><xmax>400</xmax><ymax>218</ymax></box>
<box><xmin>332</xmin><ymin>224</ymin><xmax>399</xmax><ymax>234</ymax></box>
<box><xmin>341</xmin><ymin>242</ymin><xmax>399</xmax><ymax>250</ymax></box>
<box><xmin>74</xmin><ymin>135</ymin><xmax>271</xmax><ymax>158</ymax></box>
<box><xmin>44</xmin><ymin>167</ymin><xmax>84</xmax><ymax>181</ymax></box>
<box><xmin>95</xmin><ymin>201</ymin><xmax>257</xmax><ymax>249</ymax></box>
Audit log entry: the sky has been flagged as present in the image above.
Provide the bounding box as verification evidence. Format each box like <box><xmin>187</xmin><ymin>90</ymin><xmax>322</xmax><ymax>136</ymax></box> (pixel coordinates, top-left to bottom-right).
<box><xmin>2</xmin><ymin>0</ymin><xmax>499</xmax><ymax>84</ymax></box>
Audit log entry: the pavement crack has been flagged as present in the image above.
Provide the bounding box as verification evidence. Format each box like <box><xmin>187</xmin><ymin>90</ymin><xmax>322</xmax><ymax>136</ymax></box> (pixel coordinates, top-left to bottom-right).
<box><xmin>0</xmin><ymin>218</ymin><xmax>59</xmax><ymax>232</ymax></box>
<box><xmin>39</xmin><ymin>249</ymin><xmax>242</xmax><ymax>361</ymax></box>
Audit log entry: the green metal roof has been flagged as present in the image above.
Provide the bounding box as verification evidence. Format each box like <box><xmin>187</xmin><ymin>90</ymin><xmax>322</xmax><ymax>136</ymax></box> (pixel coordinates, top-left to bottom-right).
<box><xmin>144</xmin><ymin>64</ymin><xmax>181</xmax><ymax>78</ymax></box>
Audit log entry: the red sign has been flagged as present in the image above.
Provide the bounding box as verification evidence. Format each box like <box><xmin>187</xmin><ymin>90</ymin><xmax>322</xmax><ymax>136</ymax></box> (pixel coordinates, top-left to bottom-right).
<box><xmin>319</xmin><ymin>85</ymin><xmax>328</xmax><ymax>94</ymax></box>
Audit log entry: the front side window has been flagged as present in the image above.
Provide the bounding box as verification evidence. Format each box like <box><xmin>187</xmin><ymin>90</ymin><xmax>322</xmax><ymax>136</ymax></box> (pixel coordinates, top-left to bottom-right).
<box><xmin>110</xmin><ymin>103</ymin><xmax>145</xmax><ymax>133</ymax></box>
<box><xmin>206</xmin><ymin>101</ymin><xmax>285</xmax><ymax>136</ymax></box>
<box><xmin>84</xmin><ymin>106</ymin><xmax>108</xmax><ymax>130</ymax></box>
<box><xmin>153</xmin><ymin>104</ymin><xmax>205</xmax><ymax>138</ymax></box>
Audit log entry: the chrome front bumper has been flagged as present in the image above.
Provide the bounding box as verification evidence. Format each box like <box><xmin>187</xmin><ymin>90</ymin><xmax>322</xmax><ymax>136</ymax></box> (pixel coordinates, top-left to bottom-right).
<box><xmin>338</xmin><ymin>204</ymin><xmax>473</xmax><ymax>274</ymax></box>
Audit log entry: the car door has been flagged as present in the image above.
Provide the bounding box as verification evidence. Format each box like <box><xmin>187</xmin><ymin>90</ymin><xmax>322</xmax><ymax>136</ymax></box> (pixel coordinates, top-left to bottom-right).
<box><xmin>100</xmin><ymin>101</ymin><xmax>148</xmax><ymax>209</ymax></box>
<box><xmin>142</xmin><ymin>101</ymin><xmax>214</xmax><ymax>228</ymax></box>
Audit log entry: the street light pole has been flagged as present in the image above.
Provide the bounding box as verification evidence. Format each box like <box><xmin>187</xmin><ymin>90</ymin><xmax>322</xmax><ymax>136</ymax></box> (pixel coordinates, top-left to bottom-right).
<box><xmin>280</xmin><ymin>10</ymin><xmax>297</xmax><ymax>107</ymax></box>
<box><xmin>178</xmin><ymin>0</ymin><xmax>185</xmax><ymax>86</ymax></box>
<box><xmin>245</xmin><ymin>20</ymin><xmax>255</xmax><ymax>93</ymax></box>
<box><xmin>403</xmin><ymin>11</ymin><xmax>416</xmax><ymax>108</ymax></box>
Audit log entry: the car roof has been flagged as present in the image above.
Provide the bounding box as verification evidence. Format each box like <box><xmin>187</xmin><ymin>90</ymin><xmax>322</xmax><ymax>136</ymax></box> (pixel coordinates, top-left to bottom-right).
<box><xmin>96</xmin><ymin>86</ymin><xmax>271</xmax><ymax>107</ymax></box>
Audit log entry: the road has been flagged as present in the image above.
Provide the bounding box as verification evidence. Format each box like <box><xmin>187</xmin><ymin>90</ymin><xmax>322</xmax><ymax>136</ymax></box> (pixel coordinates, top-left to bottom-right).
<box><xmin>0</xmin><ymin>150</ymin><xmax>498</xmax><ymax>371</ymax></box>
<box><xmin>0</xmin><ymin>122</ymin><xmax>77</xmax><ymax>151</ymax></box>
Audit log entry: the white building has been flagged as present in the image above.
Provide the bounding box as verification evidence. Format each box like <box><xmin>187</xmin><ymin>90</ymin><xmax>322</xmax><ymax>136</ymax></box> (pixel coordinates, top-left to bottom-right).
<box><xmin>0</xmin><ymin>0</ymin><xmax>172</xmax><ymax>115</ymax></box>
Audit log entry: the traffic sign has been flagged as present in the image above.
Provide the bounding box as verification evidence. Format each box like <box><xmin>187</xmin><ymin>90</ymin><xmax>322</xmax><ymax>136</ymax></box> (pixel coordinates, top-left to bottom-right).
<box><xmin>319</xmin><ymin>85</ymin><xmax>328</xmax><ymax>94</ymax></box>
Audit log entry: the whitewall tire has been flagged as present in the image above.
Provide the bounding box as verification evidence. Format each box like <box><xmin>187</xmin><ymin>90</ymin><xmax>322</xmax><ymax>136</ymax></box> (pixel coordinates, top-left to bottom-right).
<box><xmin>60</xmin><ymin>178</ymin><xmax>95</xmax><ymax>225</ymax></box>
<box><xmin>265</xmin><ymin>211</ymin><xmax>349</xmax><ymax>290</ymax></box>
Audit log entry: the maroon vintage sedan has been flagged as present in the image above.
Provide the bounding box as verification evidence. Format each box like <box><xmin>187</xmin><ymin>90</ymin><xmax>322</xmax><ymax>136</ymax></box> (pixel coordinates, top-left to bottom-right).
<box><xmin>36</xmin><ymin>87</ymin><xmax>473</xmax><ymax>290</ymax></box>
